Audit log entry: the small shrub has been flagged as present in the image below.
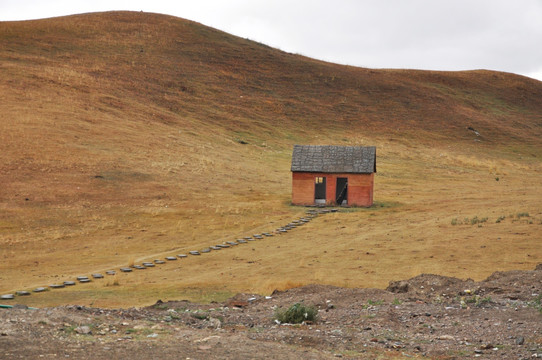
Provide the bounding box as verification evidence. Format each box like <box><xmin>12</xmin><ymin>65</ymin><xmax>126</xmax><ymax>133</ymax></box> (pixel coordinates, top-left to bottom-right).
<box><xmin>274</xmin><ymin>302</ymin><xmax>318</xmax><ymax>324</ymax></box>
<box><xmin>517</xmin><ymin>212</ymin><xmax>530</xmax><ymax>218</ymax></box>
<box><xmin>451</xmin><ymin>218</ymin><xmax>458</xmax><ymax>225</ymax></box>
<box><xmin>477</xmin><ymin>296</ymin><xmax>492</xmax><ymax>307</ymax></box>
<box><xmin>470</xmin><ymin>216</ymin><xmax>488</xmax><ymax>225</ymax></box>
<box><xmin>496</xmin><ymin>216</ymin><xmax>505</xmax><ymax>223</ymax></box>
<box><xmin>529</xmin><ymin>295</ymin><xmax>542</xmax><ymax>313</ymax></box>
<box><xmin>190</xmin><ymin>311</ymin><xmax>209</xmax><ymax>320</ymax></box>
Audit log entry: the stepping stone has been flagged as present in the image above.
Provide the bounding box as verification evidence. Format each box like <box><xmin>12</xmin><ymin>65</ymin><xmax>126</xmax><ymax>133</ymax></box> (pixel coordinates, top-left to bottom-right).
<box><xmin>189</xmin><ymin>251</ymin><xmax>200</xmax><ymax>255</ymax></box>
<box><xmin>1</xmin><ymin>294</ymin><xmax>14</xmax><ymax>300</ymax></box>
<box><xmin>253</xmin><ymin>235</ymin><xmax>263</xmax><ymax>239</ymax></box>
<box><xmin>106</xmin><ymin>270</ymin><xmax>116</xmax><ymax>275</ymax></box>
<box><xmin>244</xmin><ymin>236</ymin><xmax>252</xmax><ymax>240</ymax></box>
<box><xmin>63</xmin><ymin>281</ymin><xmax>76</xmax><ymax>286</ymax></box>
<box><xmin>216</xmin><ymin>244</ymin><xmax>229</xmax><ymax>248</ymax></box>
<box><xmin>237</xmin><ymin>239</ymin><xmax>247</xmax><ymax>244</ymax></box>
<box><xmin>49</xmin><ymin>284</ymin><xmax>65</xmax><ymax>289</ymax></box>
<box><xmin>120</xmin><ymin>267</ymin><xmax>133</xmax><ymax>272</ymax></box>
<box><xmin>226</xmin><ymin>241</ymin><xmax>238</xmax><ymax>246</ymax></box>
<box><xmin>77</xmin><ymin>276</ymin><xmax>89</xmax><ymax>281</ymax></box>
<box><xmin>142</xmin><ymin>262</ymin><xmax>155</xmax><ymax>267</ymax></box>
<box><xmin>330</xmin><ymin>209</ymin><xmax>338</xmax><ymax>212</ymax></box>
<box><xmin>177</xmin><ymin>254</ymin><xmax>187</xmax><ymax>258</ymax></box>
<box><xmin>154</xmin><ymin>260</ymin><xmax>165</xmax><ymax>264</ymax></box>
<box><xmin>165</xmin><ymin>256</ymin><xmax>177</xmax><ymax>261</ymax></box>
<box><xmin>79</xmin><ymin>278</ymin><xmax>91</xmax><ymax>283</ymax></box>
<box><xmin>133</xmin><ymin>265</ymin><xmax>146</xmax><ymax>269</ymax></box>
<box><xmin>252</xmin><ymin>234</ymin><xmax>261</xmax><ymax>237</ymax></box>
<box><xmin>246</xmin><ymin>238</ymin><xmax>256</xmax><ymax>241</ymax></box>
<box><xmin>200</xmin><ymin>248</ymin><xmax>211</xmax><ymax>253</ymax></box>
<box><xmin>92</xmin><ymin>273</ymin><xmax>104</xmax><ymax>279</ymax></box>
<box><xmin>16</xmin><ymin>291</ymin><xmax>31</xmax><ymax>296</ymax></box>
<box><xmin>33</xmin><ymin>287</ymin><xmax>46</xmax><ymax>293</ymax></box>
<box><xmin>262</xmin><ymin>233</ymin><xmax>273</xmax><ymax>236</ymax></box>
<box><xmin>210</xmin><ymin>246</ymin><xmax>221</xmax><ymax>250</ymax></box>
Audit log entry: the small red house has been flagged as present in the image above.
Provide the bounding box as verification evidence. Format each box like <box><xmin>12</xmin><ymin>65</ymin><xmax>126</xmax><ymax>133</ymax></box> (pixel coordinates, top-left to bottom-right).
<box><xmin>291</xmin><ymin>145</ymin><xmax>376</xmax><ymax>207</ymax></box>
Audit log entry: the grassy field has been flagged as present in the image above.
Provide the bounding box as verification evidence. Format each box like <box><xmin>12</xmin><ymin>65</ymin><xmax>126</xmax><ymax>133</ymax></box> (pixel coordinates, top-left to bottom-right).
<box><xmin>1</xmin><ymin>12</ymin><xmax>541</xmax><ymax>308</ymax></box>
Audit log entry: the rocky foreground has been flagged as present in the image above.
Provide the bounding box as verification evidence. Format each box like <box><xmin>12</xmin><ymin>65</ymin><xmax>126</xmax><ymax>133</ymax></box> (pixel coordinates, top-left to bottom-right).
<box><xmin>1</xmin><ymin>266</ymin><xmax>542</xmax><ymax>359</ymax></box>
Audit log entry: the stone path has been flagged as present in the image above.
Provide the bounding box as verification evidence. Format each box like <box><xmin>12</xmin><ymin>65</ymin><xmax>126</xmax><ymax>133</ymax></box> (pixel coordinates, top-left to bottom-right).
<box><xmin>1</xmin><ymin>208</ymin><xmax>337</xmax><ymax>301</ymax></box>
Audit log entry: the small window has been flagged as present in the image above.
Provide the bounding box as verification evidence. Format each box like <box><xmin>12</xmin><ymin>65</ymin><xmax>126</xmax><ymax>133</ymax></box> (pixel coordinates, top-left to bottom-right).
<box><xmin>315</xmin><ymin>177</ymin><xmax>324</xmax><ymax>184</ymax></box>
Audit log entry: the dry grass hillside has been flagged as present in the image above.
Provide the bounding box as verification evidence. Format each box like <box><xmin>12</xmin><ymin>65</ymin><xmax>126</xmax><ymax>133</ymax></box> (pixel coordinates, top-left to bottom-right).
<box><xmin>1</xmin><ymin>11</ymin><xmax>541</xmax><ymax>308</ymax></box>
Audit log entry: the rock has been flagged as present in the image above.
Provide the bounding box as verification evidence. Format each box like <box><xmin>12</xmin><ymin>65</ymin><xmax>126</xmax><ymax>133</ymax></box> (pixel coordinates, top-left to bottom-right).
<box><xmin>120</xmin><ymin>268</ymin><xmax>132</xmax><ymax>272</ymax></box>
<box><xmin>437</xmin><ymin>335</ymin><xmax>455</xmax><ymax>341</ymax></box>
<box><xmin>387</xmin><ymin>280</ymin><xmax>409</xmax><ymax>293</ymax></box>
<box><xmin>33</xmin><ymin>287</ymin><xmax>46</xmax><ymax>293</ymax></box>
<box><xmin>1</xmin><ymin>294</ymin><xmax>14</xmax><ymax>300</ymax></box>
<box><xmin>227</xmin><ymin>300</ymin><xmax>249</xmax><ymax>308</ymax></box>
<box><xmin>535</xmin><ymin>263</ymin><xmax>542</xmax><ymax>271</ymax></box>
<box><xmin>206</xmin><ymin>317</ymin><xmax>221</xmax><ymax>329</ymax></box>
<box><xmin>16</xmin><ymin>291</ymin><xmax>31</xmax><ymax>296</ymax></box>
<box><xmin>92</xmin><ymin>274</ymin><xmax>104</xmax><ymax>279</ymax></box>
<box><xmin>516</xmin><ymin>336</ymin><xmax>525</xmax><ymax>345</ymax></box>
<box><xmin>75</xmin><ymin>326</ymin><xmax>92</xmax><ymax>335</ymax></box>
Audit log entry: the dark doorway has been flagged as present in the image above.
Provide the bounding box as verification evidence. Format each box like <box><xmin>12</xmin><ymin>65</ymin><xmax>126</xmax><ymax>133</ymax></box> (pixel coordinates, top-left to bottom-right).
<box><xmin>336</xmin><ymin>177</ymin><xmax>348</xmax><ymax>205</ymax></box>
<box><xmin>314</xmin><ymin>176</ymin><xmax>326</xmax><ymax>204</ymax></box>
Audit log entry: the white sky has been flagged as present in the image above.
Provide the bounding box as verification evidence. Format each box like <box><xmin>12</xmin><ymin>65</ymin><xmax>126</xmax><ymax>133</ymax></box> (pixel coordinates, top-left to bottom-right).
<box><xmin>1</xmin><ymin>0</ymin><xmax>542</xmax><ymax>81</ymax></box>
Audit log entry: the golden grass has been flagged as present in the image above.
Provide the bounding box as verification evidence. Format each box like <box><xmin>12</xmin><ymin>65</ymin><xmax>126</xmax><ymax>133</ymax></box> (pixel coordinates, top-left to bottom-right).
<box><xmin>1</xmin><ymin>12</ymin><xmax>541</xmax><ymax>308</ymax></box>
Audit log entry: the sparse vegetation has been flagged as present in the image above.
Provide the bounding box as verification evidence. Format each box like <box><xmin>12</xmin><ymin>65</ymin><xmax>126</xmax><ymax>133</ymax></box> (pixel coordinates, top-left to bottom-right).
<box><xmin>274</xmin><ymin>303</ymin><xmax>318</xmax><ymax>324</ymax></box>
<box><xmin>451</xmin><ymin>216</ymin><xmax>488</xmax><ymax>225</ymax></box>
<box><xmin>190</xmin><ymin>311</ymin><xmax>209</xmax><ymax>321</ymax></box>
<box><xmin>529</xmin><ymin>294</ymin><xmax>542</xmax><ymax>314</ymax></box>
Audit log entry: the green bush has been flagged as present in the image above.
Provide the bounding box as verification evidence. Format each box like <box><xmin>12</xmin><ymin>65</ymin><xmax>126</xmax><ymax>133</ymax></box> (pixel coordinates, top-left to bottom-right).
<box><xmin>274</xmin><ymin>303</ymin><xmax>318</xmax><ymax>324</ymax></box>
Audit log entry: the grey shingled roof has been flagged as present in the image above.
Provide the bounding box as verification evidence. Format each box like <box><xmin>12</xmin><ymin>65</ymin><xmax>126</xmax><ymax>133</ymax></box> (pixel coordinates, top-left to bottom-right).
<box><xmin>291</xmin><ymin>145</ymin><xmax>376</xmax><ymax>173</ymax></box>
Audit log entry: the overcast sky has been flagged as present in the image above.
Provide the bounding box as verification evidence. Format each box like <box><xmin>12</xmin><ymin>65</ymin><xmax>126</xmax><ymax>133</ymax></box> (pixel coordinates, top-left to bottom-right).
<box><xmin>1</xmin><ymin>0</ymin><xmax>542</xmax><ymax>81</ymax></box>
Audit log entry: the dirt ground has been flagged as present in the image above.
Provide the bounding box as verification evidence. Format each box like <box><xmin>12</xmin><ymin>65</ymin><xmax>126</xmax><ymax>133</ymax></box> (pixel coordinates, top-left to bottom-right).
<box><xmin>2</xmin><ymin>266</ymin><xmax>541</xmax><ymax>359</ymax></box>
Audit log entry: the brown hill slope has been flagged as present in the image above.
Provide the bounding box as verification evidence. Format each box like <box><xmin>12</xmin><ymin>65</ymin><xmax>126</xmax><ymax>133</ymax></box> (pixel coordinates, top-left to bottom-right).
<box><xmin>1</xmin><ymin>12</ymin><xmax>541</xmax><ymax>307</ymax></box>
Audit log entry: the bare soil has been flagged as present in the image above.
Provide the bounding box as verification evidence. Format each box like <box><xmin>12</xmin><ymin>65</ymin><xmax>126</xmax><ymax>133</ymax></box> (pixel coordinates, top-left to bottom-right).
<box><xmin>2</xmin><ymin>267</ymin><xmax>541</xmax><ymax>359</ymax></box>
